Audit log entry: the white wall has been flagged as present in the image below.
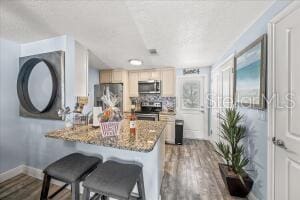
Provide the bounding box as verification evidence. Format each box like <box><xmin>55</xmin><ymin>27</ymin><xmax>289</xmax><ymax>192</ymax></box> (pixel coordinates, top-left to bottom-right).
<box><xmin>86</xmin><ymin>67</ymin><xmax>99</xmax><ymax>112</ymax></box>
<box><xmin>74</xmin><ymin>41</ymin><xmax>89</xmax><ymax>97</ymax></box>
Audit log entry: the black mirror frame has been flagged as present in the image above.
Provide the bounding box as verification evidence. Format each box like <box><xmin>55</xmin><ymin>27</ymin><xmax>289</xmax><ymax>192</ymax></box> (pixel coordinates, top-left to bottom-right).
<box><xmin>17</xmin><ymin>58</ymin><xmax>58</xmax><ymax>114</ymax></box>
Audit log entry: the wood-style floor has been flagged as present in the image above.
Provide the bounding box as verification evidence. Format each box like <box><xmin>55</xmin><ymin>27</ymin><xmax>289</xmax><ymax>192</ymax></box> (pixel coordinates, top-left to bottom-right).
<box><xmin>0</xmin><ymin>173</ymin><xmax>71</xmax><ymax>200</ymax></box>
<box><xmin>0</xmin><ymin>139</ymin><xmax>246</xmax><ymax>200</ymax></box>
<box><xmin>161</xmin><ymin>139</ymin><xmax>246</xmax><ymax>200</ymax></box>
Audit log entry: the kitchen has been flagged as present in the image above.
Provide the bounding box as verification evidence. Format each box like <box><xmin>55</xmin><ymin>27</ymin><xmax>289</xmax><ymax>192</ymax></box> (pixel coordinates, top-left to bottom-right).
<box><xmin>44</xmin><ymin>66</ymin><xmax>181</xmax><ymax>200</ymax></box>
<box><xmin>96</xmin><ymin>68</ymin><xmax>180</xmax><ymax>144</ymax></box>
<box><xmin>0</xmin><ymin>33</ymin><xmax>185</xmax><ymax>200</ymax></box>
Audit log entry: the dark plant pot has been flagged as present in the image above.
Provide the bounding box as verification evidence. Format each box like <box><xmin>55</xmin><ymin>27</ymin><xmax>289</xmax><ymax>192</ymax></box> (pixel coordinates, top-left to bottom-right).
<box><xmin>219</xmin><ymin>163</ymin><xmax>253</xmax><ymax>198</ymax></box>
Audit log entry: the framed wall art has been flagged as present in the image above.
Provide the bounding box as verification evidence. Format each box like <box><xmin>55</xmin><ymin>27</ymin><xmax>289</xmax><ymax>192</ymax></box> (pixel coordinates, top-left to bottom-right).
<box><xmin>234</xmin><ymin>34</ymin><xmax>267</xmax><ymax>109</ymax></box>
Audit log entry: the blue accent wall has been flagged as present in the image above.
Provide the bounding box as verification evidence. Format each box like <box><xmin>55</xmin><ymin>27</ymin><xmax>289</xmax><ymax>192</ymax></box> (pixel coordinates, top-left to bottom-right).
<box><xmin>212</xmin><ymin>1</ymin><xmax>291</xmax><ymax>199</ymax></box>
<box><xmin>0</xmin><ymin>37</ymin><xmax>101</xmax><ymax>174</ymax></box>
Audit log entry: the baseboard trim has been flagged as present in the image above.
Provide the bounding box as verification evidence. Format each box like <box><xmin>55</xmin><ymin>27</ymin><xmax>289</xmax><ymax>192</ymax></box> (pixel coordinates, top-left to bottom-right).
<box><xmin>23</xmin><ymin>165</ymin><xmax>43</xmax><ymax>180</ymax></box>
<box><xmin>0</xmin><ymin>165</ymin><xmax>25</xmax><ymax>183</ymax></box>
<box><xmin>248</xmin><ymin>191</ymin><xmax>259</xmax><ymax>200</ymax></box>
<box><xmin>0</xmin><ymin>165</ymin><xmax>67</xmax><ymax>188</ymax></box>
<box><xmin>0</xmin><ymin>165</ymin><xmax>87</xmax><ymax>192</ymax></box>
<box><xmin>23</xmin><ymin>165</ymin><xmax>67</xmax><ymax>188</ymax></box>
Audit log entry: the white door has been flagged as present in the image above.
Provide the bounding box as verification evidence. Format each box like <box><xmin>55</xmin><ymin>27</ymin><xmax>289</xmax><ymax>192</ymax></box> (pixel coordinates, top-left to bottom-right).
<box><xmin>176</xmin><ymin>75</ymin><xmax>208</xmax><ymax>139</ymax></box>
<box><xmin>273</xmin><ymin>3</ymin><xmax>300</xmax><ymax>200</ymax></box>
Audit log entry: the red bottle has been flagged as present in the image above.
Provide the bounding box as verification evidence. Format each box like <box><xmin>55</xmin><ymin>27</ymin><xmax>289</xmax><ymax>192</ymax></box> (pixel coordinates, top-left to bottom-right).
<box><xmin>130</xmin><ymin>109</ymin><xmax>136</xmax><ymax>137</ymax></box>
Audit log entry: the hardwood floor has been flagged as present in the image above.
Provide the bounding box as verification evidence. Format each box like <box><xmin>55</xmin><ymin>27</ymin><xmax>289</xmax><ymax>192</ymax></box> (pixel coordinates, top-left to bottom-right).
<box><xmin>0</xmin><ymin>139</ymin><xmax>246</xmax><ymax>200</ymax></box>
<box><xmin>161</xmin><ymin>139</ymin><xmax>246</xmax><ymax>200</ymax></box>
<box><xmin>0</xmin><ymin>173</ymin><xmax>71</xmax><ymax>200</ymax></box>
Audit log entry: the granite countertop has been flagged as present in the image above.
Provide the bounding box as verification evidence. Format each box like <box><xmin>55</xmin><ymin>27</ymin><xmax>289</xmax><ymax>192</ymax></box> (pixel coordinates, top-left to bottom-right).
<box><xmin>46</xmin><ymin>120</ymin><xmax>166</xmax><ymax>152</ymax></box>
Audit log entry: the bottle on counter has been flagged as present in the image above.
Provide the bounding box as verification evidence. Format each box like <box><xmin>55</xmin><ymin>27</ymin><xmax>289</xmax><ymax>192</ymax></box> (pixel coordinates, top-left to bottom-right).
<box><xmin>130</xmin><ymin>108</ymin><xmax>136</xmax><ymax>137</ymax></box>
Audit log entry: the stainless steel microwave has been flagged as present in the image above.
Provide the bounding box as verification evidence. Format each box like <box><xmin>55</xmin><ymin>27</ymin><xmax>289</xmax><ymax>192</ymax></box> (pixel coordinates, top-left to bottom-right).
<box><xmin>138</xmin><ymin>80</ymin><xmax>161</xmax><ymax>94</ymax></box>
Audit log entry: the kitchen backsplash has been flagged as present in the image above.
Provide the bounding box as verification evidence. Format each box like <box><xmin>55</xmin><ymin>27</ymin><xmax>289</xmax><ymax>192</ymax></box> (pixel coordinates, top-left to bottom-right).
<box><xmin>130</xmin><ymin>94</ymin><xmax>176</xmax><ymax>112</ymax></box>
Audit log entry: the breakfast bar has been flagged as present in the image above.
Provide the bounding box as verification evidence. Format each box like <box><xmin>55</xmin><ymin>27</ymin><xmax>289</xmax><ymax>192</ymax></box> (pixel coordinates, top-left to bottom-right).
<box><xmin>46</xmin><ymin>120</ymin><xmax>166</xmax><ymax>200</ymax></box>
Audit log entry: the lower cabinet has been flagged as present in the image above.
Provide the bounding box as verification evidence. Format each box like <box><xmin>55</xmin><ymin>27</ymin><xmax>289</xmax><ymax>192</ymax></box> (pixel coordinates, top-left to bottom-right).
<box><xmin>160</xmin><ymin>114</ymin><xmax>175</xmax><ymax>144</ymax></box>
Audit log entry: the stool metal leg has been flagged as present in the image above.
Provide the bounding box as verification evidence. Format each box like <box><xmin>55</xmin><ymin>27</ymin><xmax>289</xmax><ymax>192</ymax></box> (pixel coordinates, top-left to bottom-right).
<box><xmin>101</xmin><ymin>195</ymin><xmax>108</xmax><ymax>200</ymax></box>
<box><xmin>91</xmin><ymin>193</ymin><xmax>101</xmax><ymax>200</ymax></box>
<box><xmin>71</xmin><ymin>182</ymin><xmax>80</xmax><ymax>200</ymax></box>
<box><xmin>83</xmin><ymin>187</ymin><xmax>90</xmax><ymax>200</ymax></box>
<box><xmin>137</xmin><ymin>172</ymin><xmax>146</xmax><ymax>200</ymax></box>
<box><xmin>40</xmin><ymin>174</ymin><xmax>51</xmax><ymax>200</ymax></box>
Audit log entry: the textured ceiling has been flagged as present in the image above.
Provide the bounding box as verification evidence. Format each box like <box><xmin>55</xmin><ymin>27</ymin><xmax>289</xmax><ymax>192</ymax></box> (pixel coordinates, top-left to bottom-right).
<box><xmin>0</xmin><ymin>0</ymin><xmax>272</xmax><ymax>69</ymax></box>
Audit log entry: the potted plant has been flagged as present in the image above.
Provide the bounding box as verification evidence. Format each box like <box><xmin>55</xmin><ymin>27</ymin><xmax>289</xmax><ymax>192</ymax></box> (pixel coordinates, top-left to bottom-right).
<box><xmin>215</xmin><ymin>108</ymin><xmax>253</xmax><ymax>197</ymax></box>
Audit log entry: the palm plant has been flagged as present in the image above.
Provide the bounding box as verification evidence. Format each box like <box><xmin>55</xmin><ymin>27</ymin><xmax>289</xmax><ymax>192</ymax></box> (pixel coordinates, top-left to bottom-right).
<box><xmin>215</xmin><ymin>108</ymin><xmax>249</xmax><ymax>177</ymax></box>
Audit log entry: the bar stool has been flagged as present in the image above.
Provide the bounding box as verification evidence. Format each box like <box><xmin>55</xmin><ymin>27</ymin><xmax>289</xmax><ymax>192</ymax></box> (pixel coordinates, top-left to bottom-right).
<box><xmin>82</xmin><ymin>160</ymin><xmax>146</xmax><ymax>200</ymax></box>
<box><xmin>40</xmin><ymin>153</ymin><xmax>102</xmax><ymax>200</ymax></box>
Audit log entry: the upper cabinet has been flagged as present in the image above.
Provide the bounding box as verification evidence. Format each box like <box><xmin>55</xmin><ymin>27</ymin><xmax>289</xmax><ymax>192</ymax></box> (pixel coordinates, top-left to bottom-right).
<box><xmin>128</xmin><ymin>71</ymin><xmax>139</xmax><ymax>97</ymax></box>
<box><xmin>100</xmin><ymin>68</ymin><xmax>176</xmax><ymax>98</ymax></box>
<box><xmin>100</xmin><ymin>70</ymin><xmax>127</xmax><ymax>84</ymax></box>
<box><xmin>151</xmin><ymin>70</ymin><xmax>161</xmax><ymax>80</ymax></box>
<box><xmin>139</xmin><ymin>69</ymin><xmax>161</xmax><ymax>81</ymax></box>
<box><xmin>100</xmin><ymin>70</ymin><xmax>112</xmax><ymax>83</ymax></box>
<box><xmin>139</xmin><ymin>71</ymin><xmax>152</xmax><ymax>81</ymax></box>
<box><xmin>111</xmin><ymin>70</ymin><xmax>124</xmax><ymax>83</ymax></box>
<box><xmin>161</xmin><ymin>68</ymin><xmax>176</xmax><ymax>97</ymax></box>
<box><xmin>130</xmin><ymin>68</ymin><xmax>176</xmax><ymax>97</ymax></box>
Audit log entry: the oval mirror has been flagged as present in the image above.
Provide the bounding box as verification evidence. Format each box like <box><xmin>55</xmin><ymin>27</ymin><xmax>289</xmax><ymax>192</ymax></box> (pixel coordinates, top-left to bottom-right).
<box><xmin>27</xmin><ymin>61</ymin><xmax>53</xmax><ymax>112</ymax></box>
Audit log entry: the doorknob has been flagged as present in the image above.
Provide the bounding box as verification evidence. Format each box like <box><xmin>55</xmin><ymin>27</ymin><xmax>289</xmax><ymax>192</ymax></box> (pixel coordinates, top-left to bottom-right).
<box><xmin>272</xmin><ymin>137</ymin><xmax>287</xmax><ymax>150</ymax></box>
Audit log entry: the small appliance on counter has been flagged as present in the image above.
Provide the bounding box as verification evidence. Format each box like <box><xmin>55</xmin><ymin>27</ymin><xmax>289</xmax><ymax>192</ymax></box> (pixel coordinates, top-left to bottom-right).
<box><xmin>175</xmin><ymin>120</ymin><xmax>184</xmax><ymax>145</ymax></box>
<box><xmin>135</xmin><ymin>101</ymin><xmax>162</xmax><ymax>121</ymax></box>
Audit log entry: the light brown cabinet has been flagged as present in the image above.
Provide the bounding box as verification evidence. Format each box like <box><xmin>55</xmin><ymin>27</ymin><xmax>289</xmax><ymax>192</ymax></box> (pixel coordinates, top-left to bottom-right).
<box><xmin>139</xmin><ymin>69</ymin><xmax>161</xmax><ymax>81</ymax></box>
<box><xmin>161</xmin><ymin>69</ymin><xmax>176</xmax><ymax>97</ymax></box>
<box><xmin>128</xmin><ymin>71</ymin><xmax>139</xmax><ymax>97</ymax></box>
<box><xmin>99</xmin><ymin>68</ymin><xmax>176</xmax><ymax>108</ymax></box>
<box><xmin>151</xmin><ymin>70</ymin><xmax>161</xmax><ymax>80</ymax></box>
<box><xmin>139</xmin><ymin>71</ymin><xmax>152</xmax><ymax>81</ymax></box>
<box><xmin>160</xmin><ymin>114</ymin><xmax>176</xmax><ymax>144</ymax></box>
<box><xmin>100</xmin><ymin>70</ymin><xmax>126</xmax><ymax>84</ymax></box>
<box><xmin>99</xmin><ymin>70</ymin><xmax>112</xmax><ymax>84</ymax></box>
<box><xmin>111</xmin><ymin>70</ymin><xmax>124</xmax><ymax>83</ymax></box>
<box><xmin>129</xmin><ymin>68</ymin><xmax>175</xmax><ymax>97</ymax></box>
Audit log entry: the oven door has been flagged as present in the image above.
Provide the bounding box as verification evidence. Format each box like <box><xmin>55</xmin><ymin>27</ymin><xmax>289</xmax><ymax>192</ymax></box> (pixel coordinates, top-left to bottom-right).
<box><xmin>136</xmin><ymin>113</ymin><xmax>159</xmax><ymax>121</ymax></box>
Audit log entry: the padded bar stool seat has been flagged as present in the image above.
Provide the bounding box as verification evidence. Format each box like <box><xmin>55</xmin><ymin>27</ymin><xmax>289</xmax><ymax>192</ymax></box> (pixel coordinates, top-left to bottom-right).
<box><xmin>40</xmin><ymin>153</ymin><xmax>102</xmax><ymax>200</ymax></box>
<box><xmin>83</xmin><ymin>160</ymin><xmax>145</xmax><ymax>200</ymax></box>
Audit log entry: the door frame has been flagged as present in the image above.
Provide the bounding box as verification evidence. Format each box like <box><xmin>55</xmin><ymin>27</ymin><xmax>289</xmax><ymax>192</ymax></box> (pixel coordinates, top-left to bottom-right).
<box><xmin>210</xmin><ymin>54</ymin><xmax>234</xmax><ymax>143</ymax></box>
<box><xmin>267</xmin><ymin>2</ymin><xmax>299</xmax><ymax>200</ymax></box>
<box><xmin>209</xmin><ymin>70</ymin><xmax>220</xmax><ymax>143</ymax></box>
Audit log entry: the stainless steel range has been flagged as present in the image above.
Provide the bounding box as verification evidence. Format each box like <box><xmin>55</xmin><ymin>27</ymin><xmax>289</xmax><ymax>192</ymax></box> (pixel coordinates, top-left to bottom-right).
<box><xmin>135</xmin><ymin>101</ymin><xmax>162</xmax><ymax>121</ymax></box>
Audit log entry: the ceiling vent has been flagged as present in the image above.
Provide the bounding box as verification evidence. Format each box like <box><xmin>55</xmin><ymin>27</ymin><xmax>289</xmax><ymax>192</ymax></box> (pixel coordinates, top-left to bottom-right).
<box><xmin>148</xmin><ymin>49</ymin><xmax>158</xmax><ymax>55</ymax></box>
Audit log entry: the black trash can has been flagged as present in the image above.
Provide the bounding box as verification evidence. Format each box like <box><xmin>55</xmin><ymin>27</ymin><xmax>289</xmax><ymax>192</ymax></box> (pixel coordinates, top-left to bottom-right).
<box><xmin>175</xmin><ymin>120</ymin><xmax>184</xmax><ymax>145</ymax></box>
